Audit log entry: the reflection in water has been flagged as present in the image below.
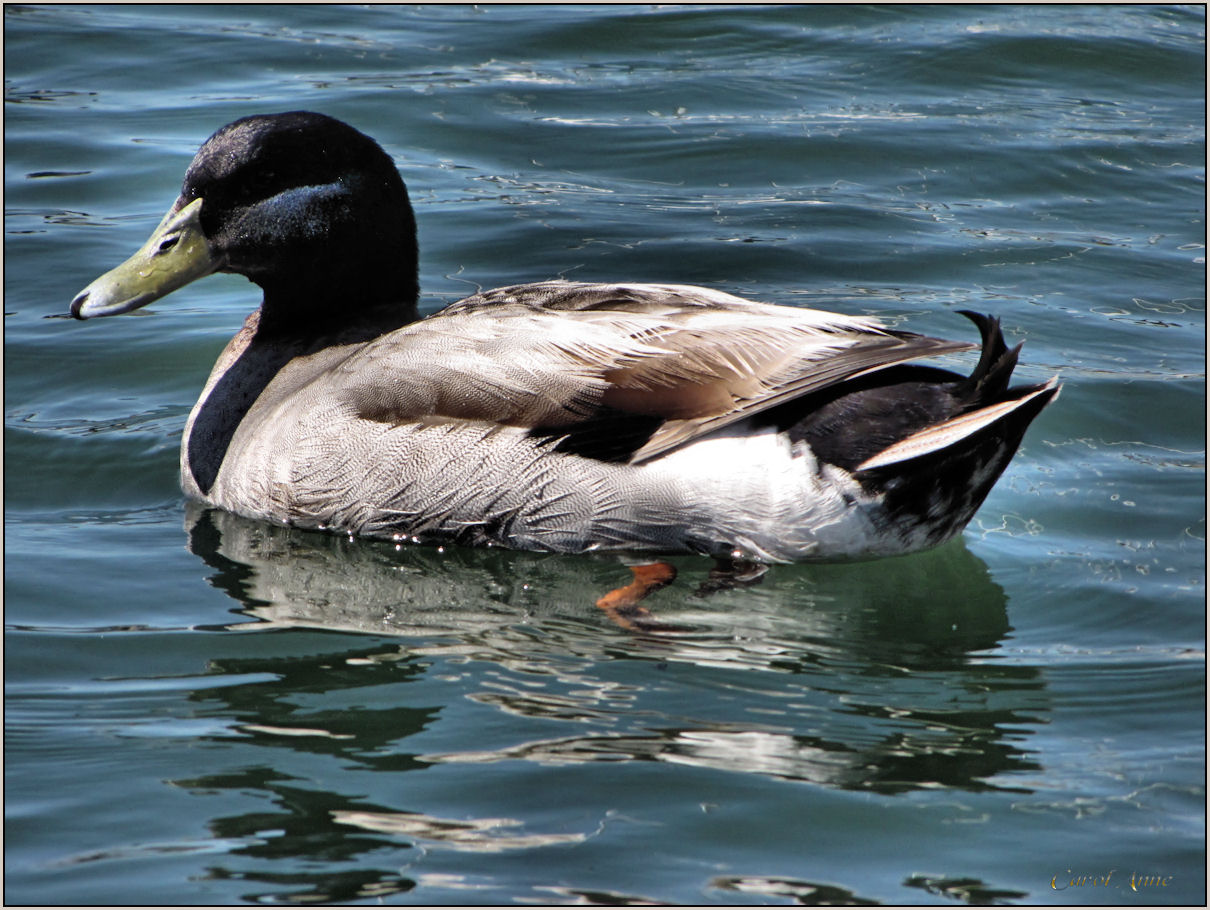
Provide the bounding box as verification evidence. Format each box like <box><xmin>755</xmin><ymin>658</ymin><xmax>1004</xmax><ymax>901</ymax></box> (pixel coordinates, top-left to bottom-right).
<box><xmin>178</xmin><ymin>504</ymin><xmax>1050</xmax><ymax>902</ymax></box>
<box><xmin>332</xmin><ymin>809</ymin><xmax>591</xmax><ymax>852</ymax></box>
<box><xmin>172</xmin><ymin>769</ymin><xmax>420</xmax><ymax>903</ymax></box>
<box><xmin>710</xmin><ymin>873</ymin><xmax>1029</xmax><ymax>905</ymax></box>
<box><xmin>902</xmin><ymin>873</ymin><xmax>1029</xmax><ymax>904</ymax></box>
<box><xmin>530</xmin><ymin>885</ymin><xmax>668</xmax><ymax>906</ymax></box>
<box><xmin>710</xmin><ymin>875</ymin><xmax>880</xmax><ymax>905</ymax></box>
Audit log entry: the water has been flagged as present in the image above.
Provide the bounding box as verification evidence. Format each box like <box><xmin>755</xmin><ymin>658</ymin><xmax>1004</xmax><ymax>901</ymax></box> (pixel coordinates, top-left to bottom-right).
<box><xmin>5</xmin><ymin>4</ymin><xmax>1205</xmax><ymax>904</ymax></box>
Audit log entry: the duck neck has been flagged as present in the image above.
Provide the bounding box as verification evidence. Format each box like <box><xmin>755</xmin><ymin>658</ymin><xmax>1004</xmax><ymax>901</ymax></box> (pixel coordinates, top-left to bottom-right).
<box><xmin>254</xmin><ymin>253</ymin><xmax>420</xmax><ymax>340</ymax></box>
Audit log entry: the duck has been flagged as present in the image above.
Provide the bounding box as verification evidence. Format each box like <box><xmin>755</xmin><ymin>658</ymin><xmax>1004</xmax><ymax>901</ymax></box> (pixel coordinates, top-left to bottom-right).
<box><xmin>69</xmin><ymin>111</ymin><xmax>1059</xmax><ymax>601</ymax></box>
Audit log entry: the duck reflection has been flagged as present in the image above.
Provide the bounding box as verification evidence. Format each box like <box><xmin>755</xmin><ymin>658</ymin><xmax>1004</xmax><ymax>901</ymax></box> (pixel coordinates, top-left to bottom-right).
<box><xmin>186</xmin><ymin>503</ymin><xmax>1046</xmax><ymax>787</ymax></box>
<box><xmin>178</xmin><ymin>504</ymin><xmax>1048</xmax><ymax>902</ymax></box>
<box><xmin>189</xmin><ymin>500</ymin><xmax>1014</xmax><ymax>650</ymax></box>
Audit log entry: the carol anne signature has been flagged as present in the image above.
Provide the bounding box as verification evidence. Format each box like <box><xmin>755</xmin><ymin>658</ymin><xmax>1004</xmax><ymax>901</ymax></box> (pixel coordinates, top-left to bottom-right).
<box><xmin>1051</xmin><ymin>870</ymin><xmax>1174</xmax><ymax>892</ymax></box>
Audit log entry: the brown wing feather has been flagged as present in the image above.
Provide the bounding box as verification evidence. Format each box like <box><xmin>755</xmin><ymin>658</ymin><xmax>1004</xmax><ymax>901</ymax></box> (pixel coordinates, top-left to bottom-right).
<box><xmin>624</xmin><ymin>332</ymin><xmax>973</xmax><ymax>463</ymax></box>
<box><xmin>335</xmin><ymin>281</ymin><xmax>975</xmax><ymax>464</ymax></box>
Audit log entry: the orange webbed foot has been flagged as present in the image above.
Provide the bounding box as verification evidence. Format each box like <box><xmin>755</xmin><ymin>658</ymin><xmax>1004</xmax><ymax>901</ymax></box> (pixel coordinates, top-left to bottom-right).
<box><xmin>596</xmin><ymin>561</ymin><xmax>684</xmax><ymax>632</ymax></box>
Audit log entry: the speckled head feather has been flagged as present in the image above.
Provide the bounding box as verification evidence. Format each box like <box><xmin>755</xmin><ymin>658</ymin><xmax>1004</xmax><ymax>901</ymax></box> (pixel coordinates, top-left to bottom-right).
<box><xmin>181</xmin><ymin>111</ymin><xmax>418</xmax><ymax>327</ymax></box>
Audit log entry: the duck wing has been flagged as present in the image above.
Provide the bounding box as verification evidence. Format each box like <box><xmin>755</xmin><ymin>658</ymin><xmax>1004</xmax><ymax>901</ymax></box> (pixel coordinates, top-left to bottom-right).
<box><xmin>337</xmin><ymin>281</ymin><xmax>975</xmax><ymax>464</ymax></box>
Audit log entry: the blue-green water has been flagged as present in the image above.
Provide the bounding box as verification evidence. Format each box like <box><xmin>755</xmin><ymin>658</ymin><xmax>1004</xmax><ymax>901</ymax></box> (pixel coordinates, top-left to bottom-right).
<box><xmin>5</xmin><ymin>4</ymin><xmax>1205</xmax><ymax>905</ymax></box>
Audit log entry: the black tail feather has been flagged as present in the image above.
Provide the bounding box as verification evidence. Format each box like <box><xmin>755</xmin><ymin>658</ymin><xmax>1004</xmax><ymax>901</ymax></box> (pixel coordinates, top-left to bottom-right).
<box><xmin>954</xmin><ymin>310</ymin><xmax>1022</xmax><ymax>401</ymax></box>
